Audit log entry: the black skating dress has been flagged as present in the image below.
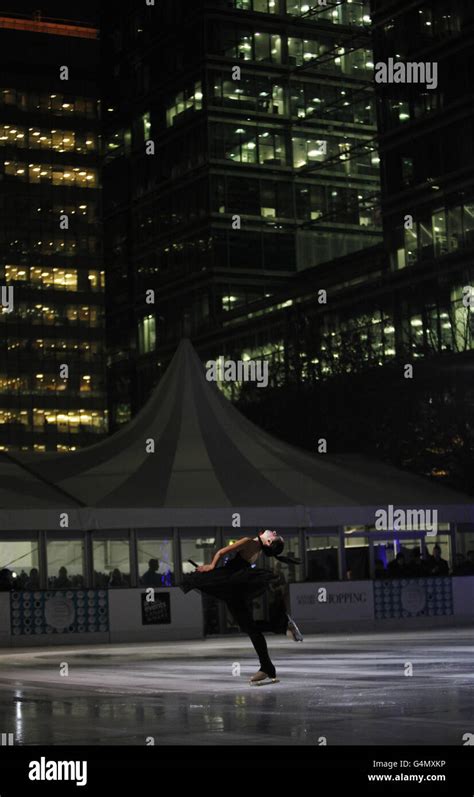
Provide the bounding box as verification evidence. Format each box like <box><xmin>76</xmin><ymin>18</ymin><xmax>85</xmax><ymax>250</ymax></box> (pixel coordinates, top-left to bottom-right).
<box><xmin>181</xmin><ymin>551</ymin><xmax>280</xmax><ymax>604</ymax></box>
<box><xmin>181</xmin><ymin>550</ymin><xmax>289</xmax><ymax>679</ymax></box>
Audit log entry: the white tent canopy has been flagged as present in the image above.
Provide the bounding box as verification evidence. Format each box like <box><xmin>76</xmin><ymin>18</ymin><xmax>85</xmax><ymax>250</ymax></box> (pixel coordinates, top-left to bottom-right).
<box><xmin>0</xmin><ymin>339</ymin><xmax>472</xmax><ymax>530</ymax></box>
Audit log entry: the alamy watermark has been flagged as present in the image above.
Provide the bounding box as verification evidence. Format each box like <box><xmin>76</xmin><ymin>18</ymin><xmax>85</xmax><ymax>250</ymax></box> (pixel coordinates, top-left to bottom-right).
<box><xmin>1</xmin><ymin>285</ymin><xmax>14</xmax><ymax>313</ymax></box>
<box><xmin>28</xmin><ymin>757</ymin><xmax>87</xmax><ymax>787</ymax></box>
<box><xmin>375</xmin><ymin>505</ymin><xmax>438</xmax><ymax>536</ymax></box>
<box><xmin>206</xmin><ymin>356</ymin><xmax>268</xmax><ymax>388</ymax></box>
<box><xmin>375</xmin><ymin>58</ymin><xmax>438</xmax><ymax>90</ymax></box>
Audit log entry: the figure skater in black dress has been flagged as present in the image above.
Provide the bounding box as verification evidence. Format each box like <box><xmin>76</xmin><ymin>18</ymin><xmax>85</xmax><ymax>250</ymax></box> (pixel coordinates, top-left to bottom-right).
<box><xmin>181</xmin><ymin>529</ymin><xmax>303</xmax><ymax>685</ymax></box>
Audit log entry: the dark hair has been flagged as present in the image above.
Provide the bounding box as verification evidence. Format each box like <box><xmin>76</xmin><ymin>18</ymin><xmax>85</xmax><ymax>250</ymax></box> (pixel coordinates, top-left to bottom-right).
<box><xmin>261</xmin><ymin>537</ymin><xmax>284</xmax><ymax>558</ymax></box>
<box><xmin>257</xmin><ymin>534</ymin><xmax>300</xmax><ymax>565</ymax></box>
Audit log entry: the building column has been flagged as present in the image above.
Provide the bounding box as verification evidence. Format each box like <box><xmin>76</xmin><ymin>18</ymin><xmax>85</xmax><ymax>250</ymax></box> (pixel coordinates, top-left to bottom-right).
<box><xmin>338</xmin><ymin>526</ymin><xmax>346</xmax><ymax>581</ymax></box>
<box><xmin>84</xmin><ymin>530</ymin><xmax>93</xmax><ymax>589</ymax></box>
<box><xmin>173</xmin><ymin>527</ymin><xmax>181</xmax><ymax>585</ymax></box>
<box><xmin>129</xmin><ymin>528</ymin><xmax>138</xmax><ymax>587</ymax></box>
<box><xmin>38</xmin><ymin>530</ymin><xmax>48</xmax><ymax>589</ymax></box>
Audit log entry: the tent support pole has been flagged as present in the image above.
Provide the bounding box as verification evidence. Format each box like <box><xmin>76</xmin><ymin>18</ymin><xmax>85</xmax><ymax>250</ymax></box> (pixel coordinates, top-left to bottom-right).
<box><xmin>84</xmin><ymin>530</ymin><xmax>93</xmax><ymax>589</ymax></box>
<box><xmin>338</xmin><ymin>526</ymin><xmax>346</xmax><ymax>581</ymax></box>
<box><xmin>173</xmin><ymin>528</ymin><xmax>181</xmax><ymax>585</ymax></box>
<box><xmin>129</xmin><ymin>528</ymin><xmax>138</xmax><ymax>588</ymax></box>
<box><xmin>38</xmin><ymin>530</ymin><xmax>47</xmax><ymax>590</ymax></box>
<box><xmin>299</xmin><ymin>528</ymin><xmax>307</xmax><ymax>580</ymax></box>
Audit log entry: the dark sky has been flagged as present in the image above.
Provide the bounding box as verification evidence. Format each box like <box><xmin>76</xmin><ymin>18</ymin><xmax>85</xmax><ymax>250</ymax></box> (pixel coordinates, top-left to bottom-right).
<box><xmin>1</xmin><ymin>2</ymin><xmax>100</xmax><ymax>24</ymax></box>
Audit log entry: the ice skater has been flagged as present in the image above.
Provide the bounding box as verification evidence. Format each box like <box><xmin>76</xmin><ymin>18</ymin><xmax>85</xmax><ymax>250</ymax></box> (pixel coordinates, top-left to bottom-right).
<box><xmin>181</xmin><ymin>529</ymin><xmax>303</xmax><ymax>685</ymax></box>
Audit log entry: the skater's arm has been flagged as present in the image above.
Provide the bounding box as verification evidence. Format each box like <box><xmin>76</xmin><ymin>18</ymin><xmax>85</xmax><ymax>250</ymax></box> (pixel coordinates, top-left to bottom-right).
<box><xmin>204</xmin><ymin>537</ymin><xmax>251</xmax><ymax>570</ymax></box>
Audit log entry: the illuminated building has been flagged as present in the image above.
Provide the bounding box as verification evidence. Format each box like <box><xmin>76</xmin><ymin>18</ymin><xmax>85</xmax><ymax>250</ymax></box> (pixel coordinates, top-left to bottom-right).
<box><xmin>0</xmin><ymin>11</ymin><xmax>108</xmax><ymax>451</ymax></box>
<box><xmin>102</xmin><ymin>0</ymin><xmax>381</xmax><ymax>423</ymax></box>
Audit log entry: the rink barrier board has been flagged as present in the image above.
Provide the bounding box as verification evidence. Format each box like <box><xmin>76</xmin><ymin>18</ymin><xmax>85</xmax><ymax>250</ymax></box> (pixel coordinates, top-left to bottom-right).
<box><xmin>289</xmin><ymin>576</ymin><xmax>474</xmax><ymax>632</ymax></box>
<box><xmin>0</xmin><ymin>578</ymin><xmax>473</xmax><ymax>645</ymax></box>
<box><xmin>0</xmin><ymin>587</ymin><xmax>203</xmax><ymax>647</ymax></box>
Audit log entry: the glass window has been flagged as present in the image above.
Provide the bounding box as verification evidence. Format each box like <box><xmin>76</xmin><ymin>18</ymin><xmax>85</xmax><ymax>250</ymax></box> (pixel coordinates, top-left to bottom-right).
<box><xmin>432</xmin><ymin>209</ymin><xmax>447</xmax><ymax>256</ymax></box>
<box><xmin>463</xmin><ymin>203</ymin><xmax>474</xmax><ymax>245</ymax></box>
<box><xmin>455</xmin><ymin>525</ymin><xmax>474</xmax><ymax>563</ymax></box>
<box><xmin>138</xmin><ymin>314</ymin><xmax>156</xmax><ymax>354</ymax></box>
<box><xmin>137</xmin><ymin>537</ymin><xmax>174</xmax><ymax>587</ymax></box>
<box><xmin>404</xmin><ymin>224</ymin><xmax>418</xmax><ymax>266</ymax></box>
<box><xmin>93</xmin><ymin>539</ymin><xmax>131</xmax><ymax>588</ymax></box>
<box><xmin>419</xmin><ymin>217</ymin><xmax>434</xmax><ymax>260</ymax></box>
<box><xmin>292</xmin><ymin>136</ymin><xmax>327</xmax><ymax>168</ymax></box>
<box><xmin>47</xmin><ymin>539</ymin><xmax>85</xmax><ymax>589</ymax></box>
<box><xmin>0</xmin><ymin>540</ymin><xmax>40</xmax><ymax>590</ymax></box>
<box><xmin>345</xmin><ymin>531</ymin><xmax>369</xmax><ymax>580</ymax></box>
<box><xmin>447</xmin><ymin>206</ymin><xmax>462</xmax><ymax>252</ymax></box>
<box><xmin>402</xmin><ymin>156</ymin><xmax>414</xmax><ymax>186</ymax></box>
<box><xmin>306</xmin><ymin>533</ymin><xmax>340</xmax><ymax>581</ymax></box>
<box><xmin>180</xmin><ymin>534</ymin><xmax>217</xmax><ymax>574</ymax></box>
<box><xmin>258</xmin><ymin>130</ymin><xmax>285</xmax><ymax>165</ymax></box>
<box><xmin>166</xmin><ymin>81</ymin><xmax>203</xmax><ymax>127</ymax></box>
<box><xmin>268</xmin><ymin>532</ymin><xmax>301</xmax><ymax>584</ymax></box>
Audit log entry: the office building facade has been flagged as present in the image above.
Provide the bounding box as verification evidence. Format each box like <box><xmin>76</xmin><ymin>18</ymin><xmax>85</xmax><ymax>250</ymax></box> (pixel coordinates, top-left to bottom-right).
<box><xmin>102</xmin><ymin>0</ymin><xmax>380</xmax><ymax>424</ymax></box>
<box><xmin>0</xmin><ymin>12</ymin><xmax>108</xmax><ymax>451</ymax></box>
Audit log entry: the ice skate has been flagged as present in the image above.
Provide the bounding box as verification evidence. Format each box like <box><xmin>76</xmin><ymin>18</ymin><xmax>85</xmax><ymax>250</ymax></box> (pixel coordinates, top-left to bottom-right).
<box><xmin>286</xmin><ymin>614</ymin><xmax>303</xmax><ymax>642</ymax></box>
<box><xmin>249</xmin><ymin>670</ymin><xmax>280</xmax><ymax>686</ymax></box>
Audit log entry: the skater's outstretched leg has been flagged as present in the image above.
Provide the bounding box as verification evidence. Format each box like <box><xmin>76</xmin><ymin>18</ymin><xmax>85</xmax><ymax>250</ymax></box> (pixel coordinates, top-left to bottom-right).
<box><xmin>255</xmin><ymin>590</ymin><xmax>304</xmax><ymax>641</ymax></box>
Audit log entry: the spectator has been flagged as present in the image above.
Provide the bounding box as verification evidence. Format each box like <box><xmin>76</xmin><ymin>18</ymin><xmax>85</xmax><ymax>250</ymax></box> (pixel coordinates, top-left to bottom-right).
<box><xmin>25</xmin><ymin>568</ymin><xmax>40</xmax><ymax>590</ymax></box>
<box><xmin>17</xmin><ymin>569</ymin><xmax>28</xmax><ymax>589</ymax></box>
<box><xmin>387</xmin><ymin>552</ymin><xmax>407</xmax><ymax>578</ymax></box>
<box><xmin>141</xmin><ymin>558</ymin><xmax>162</xmax><ymax>586</ymax></box>
<box><xmin>108</xmin><ymin>568</ymin><xmax>126</xmax><ymax>588</ymax></box>
<box><xmin>55</xmin><ymin>566</ymin><xmax>72</xmax><ymax>588</ymax></box>
<box><xmin>374</xmin><ymin>558</ymin><xmax>387</xmax><ymax>579</ymax></box>
<box><xmin>427</xmin><ymin>545</ymin><xmax>449</xmax><ymax>577</ymax></box>
<box><xmin>465</xmin><ymin>551</ymin><xmax>474</xmax><ymax>576</ymax></box>
<box><xmin>0</xmin><ymin>569</ymin><xmax>13</xmax><ymax>591</ymax></box>
<box><xmin>94</xmin><ymin>571</ymin><xmax>109</xmax><ymax>588</ymax></box>
<box><xmin>406</xmin><ymin>547</ymin><xmax>428</xmax><ymax>578</ymax></box>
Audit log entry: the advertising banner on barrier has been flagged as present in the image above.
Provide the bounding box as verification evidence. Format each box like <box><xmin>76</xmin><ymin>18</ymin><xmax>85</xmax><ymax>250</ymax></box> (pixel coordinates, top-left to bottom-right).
<box><xmin>373</xmin><ymin>578</ymin><xmax>453</xmax><ymax>619</ymax></box>
<box><xmin>290</xmin><ymin>580</ymin><xmax>374</xmax><ymax>622</ymax></box>
<box><xmin>10</xmin><ymin>590</ymin><xmax>109</xmax><ymax>636</ymax></box>
<box><xmin>140</xmin><ymin>591</ymin><xmax>171</xmax><ymax>625</ymax></box>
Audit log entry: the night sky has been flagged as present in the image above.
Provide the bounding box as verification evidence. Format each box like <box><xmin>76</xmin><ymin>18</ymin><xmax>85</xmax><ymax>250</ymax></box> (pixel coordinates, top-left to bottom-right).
<box><xmin>2</xmin><ymin>2</ymin><xmax>100</xmax><ymax>24</ymax></box>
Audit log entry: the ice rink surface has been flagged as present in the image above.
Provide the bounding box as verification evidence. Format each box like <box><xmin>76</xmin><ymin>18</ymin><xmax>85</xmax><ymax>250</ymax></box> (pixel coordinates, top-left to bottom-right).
<box><xmin>0</xmin><ymin>628</ymin><xmax>473</xmax><ymax>746</ymax></box>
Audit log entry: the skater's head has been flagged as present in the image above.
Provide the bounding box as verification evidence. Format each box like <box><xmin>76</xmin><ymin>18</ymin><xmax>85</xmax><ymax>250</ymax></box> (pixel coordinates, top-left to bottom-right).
<box><xmin>258</xmin><ymin>530</ymin><xmax>284</xmax><ymax>557</ymax></box>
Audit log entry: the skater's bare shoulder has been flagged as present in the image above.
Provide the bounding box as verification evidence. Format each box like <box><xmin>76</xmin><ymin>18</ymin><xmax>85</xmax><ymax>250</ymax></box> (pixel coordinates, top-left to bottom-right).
<box><xmin>219</xmin><ymin>537</ymin><xmax>252</xmax><ymax>556</ymax></box>
<box><xmin>209</xmin><ymin>537</ymin><xmax>254</xmax><ymax>569</ymax></box>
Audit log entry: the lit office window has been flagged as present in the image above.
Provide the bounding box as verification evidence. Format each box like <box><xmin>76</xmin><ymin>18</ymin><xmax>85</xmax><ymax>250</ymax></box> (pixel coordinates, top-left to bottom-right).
<box><xmin>210</xmin><ymin>73</ymin><xmax>284</xmax><ymax>114</ymax></box>
<box><xmin>223</xmin><ymin>30</ymin><xmax>281</xmax><ymax>63</ymax></box>
<box><xmin>0</xmin><ymin>375</ymin><xmax>29</xmax><ymax>393</ymax></box>
<box><xmin>142</xmin><ymin>110</ymin><xmax>151</xmax><ymax>140</ymax></box>
<box><xmin>138</xmin><ymin>314</ymin><xmax>156</xmax><ymax>354</ymax></box>
<box><xmin>258</xmin><ymin>130</ymin><xmax>284</xmax><ymax>164</ymax></box>
<box><xmin>287</xmin><ymin>0</ymin><xmax>371</xmax><ymax>25</ymax></box>
<box><xmin>0</xmin><ymin>125</ymin><xmax>26</xmax><ymax>146</ymax></box>
<box><xmin>4</xmin><ymin>161</ymin><xmax>97</xmax><ymax>187</ymax></box>
<box><xmin>292</xmin><ymin>136</ymin><xmax>327</xmax><ymax>168</ymax></box>
<box><xmin>166</xmin><ymin>81</ymin><xmax>203</xmax><ymax>127</ymax></box>
<box><xmin>0</xmin><ymin>89</ymin><xmax>96</xmax><ymax>118</ymax></box>
<box><xmin>0</xmin><ymin>410</ymin><xmax>29</xmax><ymax>427</ymax></box>
<box><xmin>33</xmin><ymin>409</ymin><xmax>107</xmax><ymax>434</ymax></box>
<box><xmin>33</xmin><ymin>373</ymin><xmax>67</xmax><ymax>393</ymax></box>
<box><xmin>88</xmin><ymin>271</ymin><xmax>101</xmax><ymax>291</ymax></box>
<box><xmin>233</xmin><ymin>0</ymin><xmax>279</xmax><ymax>12</ymax></box>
